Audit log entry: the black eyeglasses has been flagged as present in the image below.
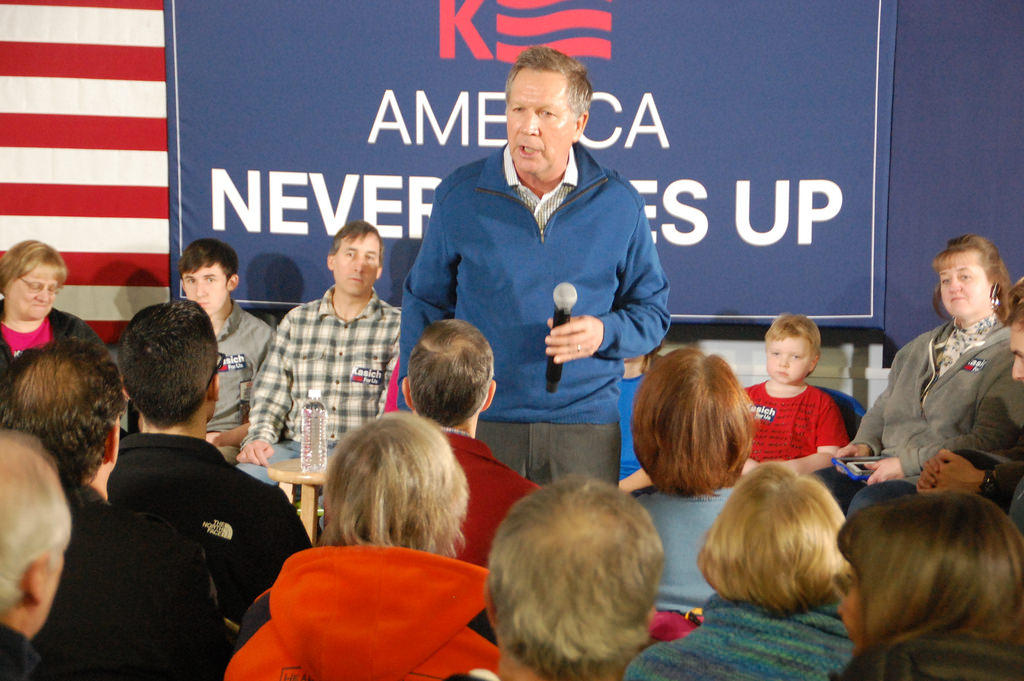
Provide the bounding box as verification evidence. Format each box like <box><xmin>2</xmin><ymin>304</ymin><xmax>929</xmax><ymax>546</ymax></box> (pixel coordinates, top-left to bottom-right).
<box><xmin>208</xmin><ymin>353</ymin><xmax>225</xmax><ymax>386</ymax></box>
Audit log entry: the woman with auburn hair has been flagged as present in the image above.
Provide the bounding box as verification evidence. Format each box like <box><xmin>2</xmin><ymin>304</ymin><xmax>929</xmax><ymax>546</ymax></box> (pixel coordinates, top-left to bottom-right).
<box><xmin>227</xmin><ymin>412</ymin><xmax>499</xmax><ymax>681</ymax></box>
<box><xmin>823</xmin><ymin>234</ymin><xmax>1024</xmax><ymax>513</ymax></box>
<box><xmin>626</xmin><ymin>464</ymin><xmax>852</xmax><ymax>681</ymax></box>
<box><xmin>632</xmin><ymin>347</ymin><xmax>753</xmax><ymax>613</ymax></box>
<box><xmin>0</xmin><ymin>240</ymin><xmax>102</xmax><ymax>376</ymax></box>
<box><xmin>834</xmin><ymin>492</ymin><xmax>1024</xmax><ymax>680</ymax></box>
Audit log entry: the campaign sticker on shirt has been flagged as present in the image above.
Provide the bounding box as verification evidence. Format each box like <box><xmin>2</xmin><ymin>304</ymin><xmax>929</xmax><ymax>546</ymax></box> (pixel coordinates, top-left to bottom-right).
<box><xmin>753</xmin><ymin>405</ymin><xmax>777</xmax><ymax>423</ymax></box>
<box><xmin>961</xmin><ymin>358</ymin><xmax>989</xmax><ymax>373</ymax></box>
<box><xmin>220</xmin><ymin>353</ymin><xmax>248</xmax><ymax>371</ymax></box>
<box><xmin>351</xmin><ymin>366</ymin><xmax>384</xmax><ymax>385</ymax></box>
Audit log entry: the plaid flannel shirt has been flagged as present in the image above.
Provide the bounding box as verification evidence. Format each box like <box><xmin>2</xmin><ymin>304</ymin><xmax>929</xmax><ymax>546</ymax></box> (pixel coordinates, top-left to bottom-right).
<box><xmin>244</xmin><ymin>288</ymin><xmax>400</xmax><ymax>445</ymax></box>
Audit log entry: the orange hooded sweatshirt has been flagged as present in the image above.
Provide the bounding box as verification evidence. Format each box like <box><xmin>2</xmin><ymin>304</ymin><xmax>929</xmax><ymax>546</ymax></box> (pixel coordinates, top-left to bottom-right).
<box><xmin>226</xmin><ymin>545</ymin><xmax>499</xmax><ymax>681</ymax></box>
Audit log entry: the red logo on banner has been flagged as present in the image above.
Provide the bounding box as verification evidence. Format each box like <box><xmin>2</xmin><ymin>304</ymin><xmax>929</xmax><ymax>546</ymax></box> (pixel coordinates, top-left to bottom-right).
<box><xmin>440</xmin><ymin>0</ymin><xmax>613</xmax><ymax>62</ymax></box>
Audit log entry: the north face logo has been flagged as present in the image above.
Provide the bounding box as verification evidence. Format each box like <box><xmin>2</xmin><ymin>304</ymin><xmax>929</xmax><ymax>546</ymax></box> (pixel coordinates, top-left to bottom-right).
<box><xmin>440</xmin><ymin>0</ymin><xmax>613</xmax><ymax>61</ymax></box>
<box><xmin>202</xmin><ymin>519</ymin><xmax>234</xmax><ymax>541</ymax></box>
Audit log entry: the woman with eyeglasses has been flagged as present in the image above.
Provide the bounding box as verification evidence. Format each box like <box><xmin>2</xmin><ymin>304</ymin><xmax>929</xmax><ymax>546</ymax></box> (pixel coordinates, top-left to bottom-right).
<box><xmin>0</xmin><ymin>240</ymin><xmax>103</xmax><ymax>376</ymax></box>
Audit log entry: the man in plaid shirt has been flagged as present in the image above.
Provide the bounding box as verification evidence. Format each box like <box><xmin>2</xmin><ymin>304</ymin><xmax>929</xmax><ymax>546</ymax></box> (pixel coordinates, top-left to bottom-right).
<box><xmin>236</xmin><ymin>221</ymin><xmax>400</xmax><ymax>483</ymax></box>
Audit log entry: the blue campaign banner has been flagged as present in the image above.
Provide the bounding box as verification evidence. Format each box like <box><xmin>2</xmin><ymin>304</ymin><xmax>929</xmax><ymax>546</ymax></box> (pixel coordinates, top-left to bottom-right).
<box><xmin>166</xmin><ymin>0</ymin><xmax>896</xmax><ymax>327</ymax></box>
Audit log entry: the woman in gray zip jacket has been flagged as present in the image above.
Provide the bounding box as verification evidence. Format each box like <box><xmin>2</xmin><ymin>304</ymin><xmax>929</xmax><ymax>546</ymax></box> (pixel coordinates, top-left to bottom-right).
<box><xmin>821</xmin><ymin>234</ymin><xmax>1024</xmax><ymax>513</ymax></box>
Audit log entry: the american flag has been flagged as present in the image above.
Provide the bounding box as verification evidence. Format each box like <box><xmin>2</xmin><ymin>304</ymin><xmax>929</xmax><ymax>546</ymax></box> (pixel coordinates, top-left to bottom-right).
<box><xmin>1</xmin><ymin>0</ymin><xmax>170</xmax><ymax>343</ymax></box>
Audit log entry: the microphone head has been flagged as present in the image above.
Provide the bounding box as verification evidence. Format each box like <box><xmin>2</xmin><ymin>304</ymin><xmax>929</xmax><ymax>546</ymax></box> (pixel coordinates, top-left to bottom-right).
<box><xmin>553</xmin><ymin>282</ymin><xmax>578</xmax><ymax>312</ymax></box>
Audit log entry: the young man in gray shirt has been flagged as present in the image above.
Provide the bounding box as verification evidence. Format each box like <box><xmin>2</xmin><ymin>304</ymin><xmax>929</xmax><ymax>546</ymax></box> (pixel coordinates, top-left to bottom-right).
<box><xmin>179</xmin><ymin>238</ymin><xmax>273</xmax><ymax>463</ymax></box>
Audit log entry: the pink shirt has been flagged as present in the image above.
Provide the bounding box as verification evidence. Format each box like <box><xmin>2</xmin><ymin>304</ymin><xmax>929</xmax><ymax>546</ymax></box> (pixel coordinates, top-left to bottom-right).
<box><xmin>2</xmin><ymin>317</ymin><xmax>53</xmax><ymax>357</ymax></box>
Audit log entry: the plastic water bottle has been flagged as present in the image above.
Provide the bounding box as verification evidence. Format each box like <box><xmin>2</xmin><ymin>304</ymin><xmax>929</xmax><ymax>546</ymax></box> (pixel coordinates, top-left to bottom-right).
<box><xmin>300</xmin><ymin>389</ymin><xmax>327</xmax><ymax>472</ymax></box>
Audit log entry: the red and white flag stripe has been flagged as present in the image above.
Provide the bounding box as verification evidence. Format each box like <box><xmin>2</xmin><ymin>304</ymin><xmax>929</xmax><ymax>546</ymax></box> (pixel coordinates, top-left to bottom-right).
<box><xmin>0</xmin><ymin>0</ymin><xmax>170</xmax><ymax>343</ymax></box>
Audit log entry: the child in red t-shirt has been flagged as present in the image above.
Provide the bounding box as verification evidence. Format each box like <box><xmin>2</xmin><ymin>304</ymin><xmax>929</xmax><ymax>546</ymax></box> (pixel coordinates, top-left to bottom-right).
<box><xmin>744</xmin><ymin>314</ymin><xmax>848</xmax><ymax>474</ymax></box>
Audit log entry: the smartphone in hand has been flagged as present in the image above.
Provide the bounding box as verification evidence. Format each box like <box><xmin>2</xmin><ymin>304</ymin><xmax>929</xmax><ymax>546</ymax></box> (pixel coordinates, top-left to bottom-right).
<box><xmin>831</xmin><ymin>456</ymin><xmax>882</xmax><ymax>481</ymax></box>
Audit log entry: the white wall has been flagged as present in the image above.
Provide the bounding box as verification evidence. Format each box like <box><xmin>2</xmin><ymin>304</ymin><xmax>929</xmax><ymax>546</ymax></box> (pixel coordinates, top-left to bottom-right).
<box><xmin>663</xmin><ymin>326</ymin><xmax>890</xmax><ymax>411</ymax></box>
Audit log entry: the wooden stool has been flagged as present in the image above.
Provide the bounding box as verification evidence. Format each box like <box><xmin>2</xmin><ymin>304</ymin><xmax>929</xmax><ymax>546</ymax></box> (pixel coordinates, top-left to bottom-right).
<box><xmin>267</xmin><ymin>459</ymin><xmax>326</xmax><ymax>544</ymax></box>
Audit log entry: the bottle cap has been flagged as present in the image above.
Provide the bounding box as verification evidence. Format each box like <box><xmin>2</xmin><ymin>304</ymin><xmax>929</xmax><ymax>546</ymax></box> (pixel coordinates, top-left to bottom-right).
<box><xmin>308</xmin><ymin>389</ymin><xmax>322</xmax><ymax>399</ymax></box>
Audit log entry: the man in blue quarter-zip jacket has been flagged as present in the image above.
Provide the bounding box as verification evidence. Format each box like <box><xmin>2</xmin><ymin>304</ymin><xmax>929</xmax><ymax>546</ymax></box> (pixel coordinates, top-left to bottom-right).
<box><xmin>400</xmin><ymin>46</ymin><xmax>670</xmax><ymax>485</ymax></box>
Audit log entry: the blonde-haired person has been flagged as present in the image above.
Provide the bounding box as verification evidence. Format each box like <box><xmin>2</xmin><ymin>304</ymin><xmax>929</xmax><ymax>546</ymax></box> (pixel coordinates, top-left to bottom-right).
<box><xmin>822</xmin><ymin>234</ymin><xmax>1024</xmax><ymax>514</ymax></box>
<box><xmin>632</xmin><ymin>347</ymin><xmax>753</xmax><ymax>613</ymax></box>
<box><xmin>625</xmin><ymin>464</ymin><xmax>851</xmax><ymax>681</ymax></box>
<box><xmin>0</xmin><ymin>240</ymin><xmax>102</xmax><ymax>376</ymax></box>
<box><xmin>227</xmin><ymin>412</ymin><xmax>498</xmax><ymax>681</ymax></box>
<box><xmin>745</xmin><ymin>314</ymin><xmax>848</xmax><ymax>473</ymax></box>
<box><xmin>834</xmin><ymin>492</ymin><xmax>1024</xmax><ymax>680</ymax></box>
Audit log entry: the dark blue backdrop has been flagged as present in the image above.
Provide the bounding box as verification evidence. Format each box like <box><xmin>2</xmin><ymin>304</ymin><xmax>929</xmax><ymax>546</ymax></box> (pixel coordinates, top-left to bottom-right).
<box><xmin>166</xmin><ymin>0</ymin><xmax>897</xmax><ymax>327</ymax></box>
<box><xmin>883</xmin><ymin>0</ymin><xmax>1024</xmax><ymax>352</ymax></box>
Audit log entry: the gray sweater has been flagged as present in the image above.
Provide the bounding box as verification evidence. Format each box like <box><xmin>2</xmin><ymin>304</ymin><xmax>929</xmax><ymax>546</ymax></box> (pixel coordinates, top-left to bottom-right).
<box><xmin>854</xmin><ymin>322</ymin><xmax>1024</xmax><ymax>477</ymax></box>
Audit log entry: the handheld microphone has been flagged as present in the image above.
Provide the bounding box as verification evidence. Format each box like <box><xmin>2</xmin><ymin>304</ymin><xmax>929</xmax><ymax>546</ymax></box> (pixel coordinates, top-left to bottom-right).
<box><xmin>546</xmin><ymin>282</ymin><xmax>578</xmax><ymax>393</ymax></box>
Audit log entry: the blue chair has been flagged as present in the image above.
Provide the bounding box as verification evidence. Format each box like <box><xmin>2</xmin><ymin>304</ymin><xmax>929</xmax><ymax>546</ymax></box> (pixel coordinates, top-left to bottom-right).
<box><xmin>817</xmin><ymin>387</ymin><xmax>866</xmax><ymax>442</ymax></box>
